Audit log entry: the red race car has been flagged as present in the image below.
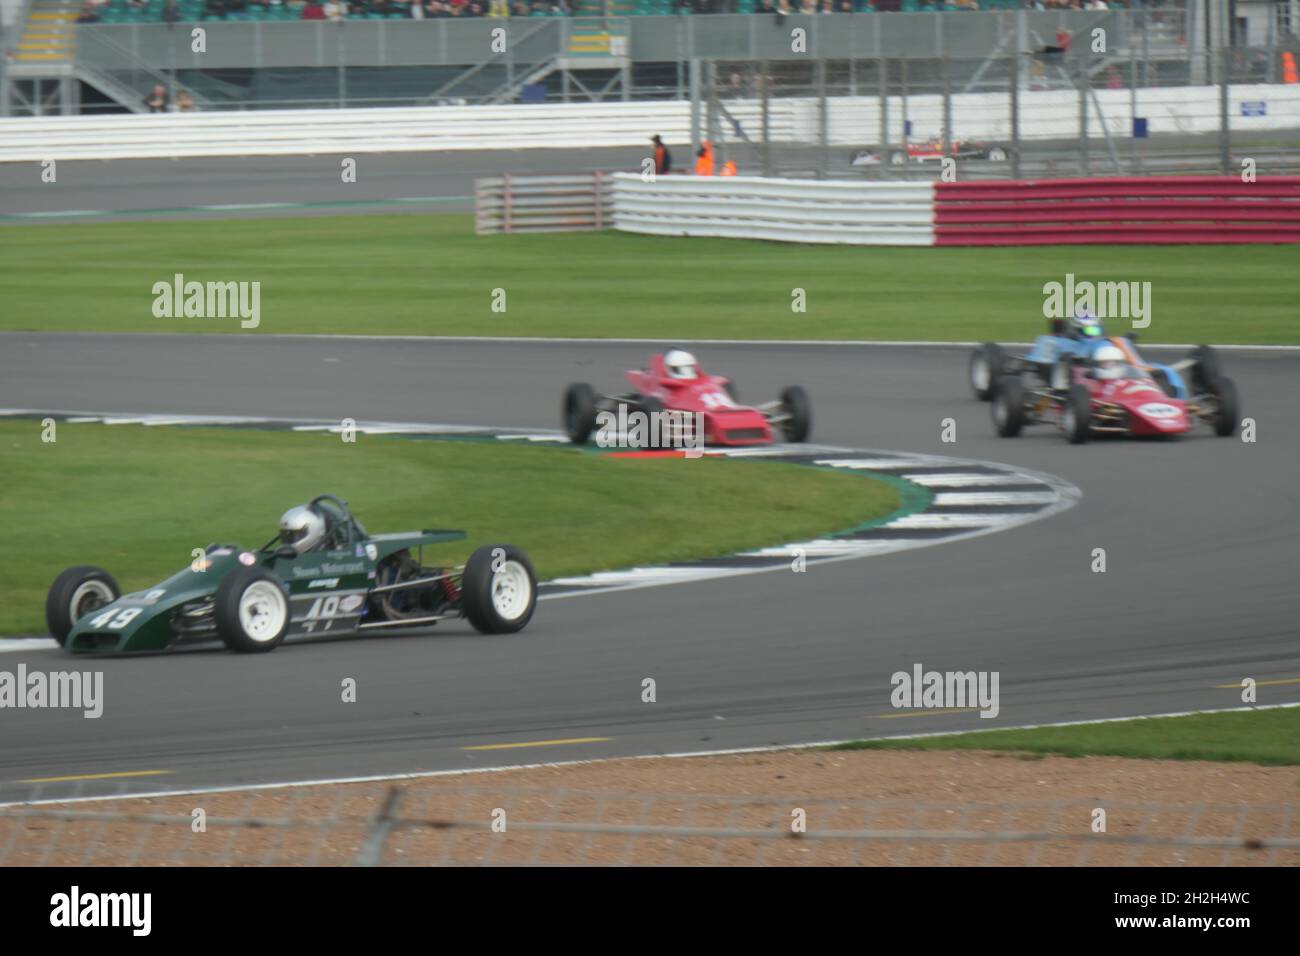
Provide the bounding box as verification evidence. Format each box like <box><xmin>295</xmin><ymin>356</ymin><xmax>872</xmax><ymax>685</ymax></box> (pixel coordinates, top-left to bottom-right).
<box><xmin>992</xmin><ymin>343</ymin><xmax>1239</xmax><ymax>444</ymax></box>
<box><xmin>562</xmin><ymin>350</ymin><xmax>812</xmax><ymax>448</ymax></box>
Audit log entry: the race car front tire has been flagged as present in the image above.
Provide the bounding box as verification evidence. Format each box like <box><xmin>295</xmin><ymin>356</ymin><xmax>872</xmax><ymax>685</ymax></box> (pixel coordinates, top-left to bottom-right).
<box><xmin>214</xmin><ymin>567</ymin><xmax>290</xmax><ymax>653</ymax></box>
<box><xmin>779</xmin><ymin>385</ymin><xmax>812</xmax><ymax>443</ymax></box>
<box><xmin>461</xmin><ymin>544</ymin><xmax>537</xmax><ymax>635</ymax></box>
<box><xmin>1061</xmin><ymin>385</ymin><xmax>1092</xmax><ymax>444</ymax></box>
<box><xmin>969</xmin><ymin>343</ymin><xmax>1005</xmax><ymax>401</ymax></box>
<box><xmin>1211</xmin><ymin>376</ymin><xmax>1239</xmax><ymax>437</ymax></box>
<box><xmin>563</xmin><ymin>383</ymin><xmax>599</xmax><ymax>445</ymax></box>
<box><xmin>991</xmin><ymin>376</ymin><xmax>1025</xmax><ymax>437</ymax></box>
<box><xmin>1190</xmin><ymin>345</ymin><xmax>1221</xmax><ymax>393</ymax></box>
<box><xmin>46</xmin><ymin>566</ymin><xmax>121</xmax><ymax>642</ymax></box>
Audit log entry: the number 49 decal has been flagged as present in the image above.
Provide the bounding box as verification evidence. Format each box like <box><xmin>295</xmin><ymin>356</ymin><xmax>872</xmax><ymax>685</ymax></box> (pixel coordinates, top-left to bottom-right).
<box><xmin>87</xmin><ymin>607</ymin><xmax>142</xmax><ymax>629</ymax></box>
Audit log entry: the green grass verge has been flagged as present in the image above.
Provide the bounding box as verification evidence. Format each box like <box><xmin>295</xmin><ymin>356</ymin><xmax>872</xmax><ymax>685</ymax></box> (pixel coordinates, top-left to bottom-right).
<box><xmin>1</xmin><ymin>214</ymin><xmax>1295</xmax><ymax>344</ymax></box>
<box><xmin>831</xmin><ymin>709</ymin><xmax>1300</xmax><ymax>766</ymax></box>
<box><xmin>0</xmin><ymin>421</ymin><xmax>900</xmax><ymax>637</ymax></box>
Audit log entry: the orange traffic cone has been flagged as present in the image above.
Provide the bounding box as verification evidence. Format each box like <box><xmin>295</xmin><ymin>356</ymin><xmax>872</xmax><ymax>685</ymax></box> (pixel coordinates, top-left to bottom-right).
<box><xmin>1283</xmin><ymin>51</ymin><xmax>1298</xmax><ymax>85</ymax></box>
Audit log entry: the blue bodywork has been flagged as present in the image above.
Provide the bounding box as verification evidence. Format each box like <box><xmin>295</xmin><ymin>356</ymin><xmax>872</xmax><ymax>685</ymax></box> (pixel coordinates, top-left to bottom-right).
<box><xmin>1021</xmin><ymin>334</ymin><xmax>1189</xmax><ymax>399</ymax></box>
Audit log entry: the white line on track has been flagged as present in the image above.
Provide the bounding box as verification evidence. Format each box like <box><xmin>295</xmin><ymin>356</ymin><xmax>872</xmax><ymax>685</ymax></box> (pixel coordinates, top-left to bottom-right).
<box><xmin>99</xmin><ymin>332</ymin><xmax>1299</xmax><ymax>352</ymax></box>
<box><xmin>2</xmin><ymin>702</ymin><xmax>1294</xmax><ymax>810</ymax></box>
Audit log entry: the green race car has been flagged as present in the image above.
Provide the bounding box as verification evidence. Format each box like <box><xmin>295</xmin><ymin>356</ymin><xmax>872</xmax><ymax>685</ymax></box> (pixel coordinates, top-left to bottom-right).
<box><xmin>45</xmin><ymin>494</ymin><xmax>537</xmax><ymax>654</ymax></box>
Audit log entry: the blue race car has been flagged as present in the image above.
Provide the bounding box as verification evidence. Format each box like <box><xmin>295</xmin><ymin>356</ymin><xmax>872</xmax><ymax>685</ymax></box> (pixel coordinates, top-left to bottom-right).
<box><xmin>967</xmin><ymin>313</ymin><xmax>1218</xmax><ymax>403</ymax></box>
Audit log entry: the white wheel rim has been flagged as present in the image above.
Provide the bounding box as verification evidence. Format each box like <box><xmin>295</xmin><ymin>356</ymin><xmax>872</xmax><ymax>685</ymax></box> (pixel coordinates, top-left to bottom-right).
<box><xmin>972</xmin><ymin>356</ymin><xmax>989</xmax><ymax>391</ymax></box>
<box><xmin>239</xmin><ymin>581</ymin><xmax>287</xmax><ymax>642</ymax></box>
<box><xmin>491</xmin><ymin>561</ymin><xmax>532</xmax><ymax>621</ymax></box>
<box><xmin>70</xmin><ymin>580</ymin><xmax>114</xmax><ymax>621</ymax></box>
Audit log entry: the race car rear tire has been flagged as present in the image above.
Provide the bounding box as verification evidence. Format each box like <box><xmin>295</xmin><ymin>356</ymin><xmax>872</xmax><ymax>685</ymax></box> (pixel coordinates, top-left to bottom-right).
<box><xmin>991</xmin><ymin>376</ymin><xmax>1025</xmax><ymax>437</ymax></box>
<box><xmin>1190</xmin><ymin>345</ymin><xmax>1220</xmax><ymax>392</ymax></box>
<box><xmin>214</xmin><ymin>567</ymin><xmax>290</xmax><ymax>653</ymax></box>
<box><xmin>1211</xmin><ymin>376</ymin><xmax>1239</xmax><ymax>437</ymax></box>
<box><xmin>1061</xmin><ymin>385</ymin><xmax>1092</xmax><ymax>444</ymax></box>
<box><xmin>969</xmin><ymin>343</ymin><xmax>1005</xmax><ymax>401</ymax></box>
<box><xmin>563</xmin><ymin>383</ymin><xmax>599</xmax><ymax>445</ymax></box>
<box><xmin>779</xmin><ymin>386</ymin><xmax>812</xmax><ymax>443</ymax></box>
<box><xmin>46</xmin><ymin>566</ymin><xmax>120</xmax><ymax>642</ymax></box>
<box><xmin>461</xmin><ymin>544</ymin><xmax>537</xmax><ymax>635</ymax></box>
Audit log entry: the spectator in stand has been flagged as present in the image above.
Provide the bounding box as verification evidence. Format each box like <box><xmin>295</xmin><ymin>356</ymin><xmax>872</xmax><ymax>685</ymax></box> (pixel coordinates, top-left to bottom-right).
<box><xmin>76</xmin><ymin>2</ymin><xmax>101</xmax><ymax>22</ymax></box>
<box><xmin>302</xmin><ymin>0</ymin><xmax>327</xmax><ymax>17</ymax></box>
<box><xmin>410</xmin><ymin>0</ymin><xmax>425</xmax><ymax>15</ymax></box>
<box><xmin>144</xmin><ymin>84</ymin><xmax>169</xmax><ymax>112</ymax></box>
<box><xmin>163</xmin><ymin>0</ymin><xmax>185</xmax><ymax>20</ymax></box>
<box><xmin>175</xmin><ymin>89</ymin><xmax>198</xmax><ymax>111</ymax></box>
<box><xmin>324</xmin><ymin>0</ymin><xmax>347</xmax><ymax>18</ymax></box>
<box><xmin>488</xmin><ymin>0</ymin><xmax>508</xmax><ymax>14</ymax></box>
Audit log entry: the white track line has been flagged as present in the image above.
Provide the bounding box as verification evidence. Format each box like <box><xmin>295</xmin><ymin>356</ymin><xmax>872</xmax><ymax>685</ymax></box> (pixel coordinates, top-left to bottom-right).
<box><xmin>2</xmin><ymin>702</ymin><xmax>1294</xmax><ymax>810</ymax></box>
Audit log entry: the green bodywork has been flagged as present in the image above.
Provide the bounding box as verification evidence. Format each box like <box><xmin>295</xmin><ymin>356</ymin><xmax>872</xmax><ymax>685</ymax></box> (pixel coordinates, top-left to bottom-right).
<box><xmin>64</xmin><ymin>529</ymin><xmax>465</xmax><ymax>654</ymax></box>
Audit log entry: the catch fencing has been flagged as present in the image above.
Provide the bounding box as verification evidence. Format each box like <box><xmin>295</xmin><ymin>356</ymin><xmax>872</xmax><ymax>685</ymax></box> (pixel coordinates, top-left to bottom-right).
<box><xmin>2</xmin><ymin>785</ymin><xmax>1298</xmax><ymax>866</ymax></box>
<box><xmin>933</xmin><ymin>175</ymin><xmax>1300</xmax><ymax>245</ymax></box>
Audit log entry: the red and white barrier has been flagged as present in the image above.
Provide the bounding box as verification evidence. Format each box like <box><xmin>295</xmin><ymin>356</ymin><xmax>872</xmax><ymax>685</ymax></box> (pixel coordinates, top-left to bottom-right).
<box><xmin>612</xmin><ymin>173</ymin><xmax>1300</xmax><ymax>246</ymax></box>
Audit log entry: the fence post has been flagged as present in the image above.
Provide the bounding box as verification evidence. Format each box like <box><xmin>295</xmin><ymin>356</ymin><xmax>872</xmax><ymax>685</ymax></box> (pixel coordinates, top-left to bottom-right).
<box><xmin>355</xmin><ymin>787</ymin><xmax>403</xmax><ymax>867</ymax></box>
<box><xmin>878</xmin><ymin>56</ymin><xmax>888</xmax><ymax>179</ymax></box>
<box><xmin>1078</xmin><ymin>58</ymin><xmax>1089</xmax><ymax>177</ymax></box>
<box><xmin>1007</xmin><ymin>51</ymin><xmax>1019</xmax><ymax>180</ymax></box>
<box><xmin>817</xmin><ymin>58</ymin><xmax>828</xmax><ymax>181</ymax></box>
<box><xmin>1219</xmin><ymin>46</ymin><xmax>1231</xmax><ymax>175</ymax></box>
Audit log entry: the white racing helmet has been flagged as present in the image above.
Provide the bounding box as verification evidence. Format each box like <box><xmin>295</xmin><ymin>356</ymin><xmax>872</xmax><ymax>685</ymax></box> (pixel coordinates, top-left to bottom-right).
<box><xmin>664</xmin><ymin>349</ymin><xmax>699</xmax><ymax>380</ymax></box>
<box><xmin>279</xmin><ymin>504</ymin><xmax>326</xmax><ymax>554</ymax></box>
<box><xmin>1092</xmin><ymin>344</ymin><xmax>1127</xmax><ymax>381</ymax></box>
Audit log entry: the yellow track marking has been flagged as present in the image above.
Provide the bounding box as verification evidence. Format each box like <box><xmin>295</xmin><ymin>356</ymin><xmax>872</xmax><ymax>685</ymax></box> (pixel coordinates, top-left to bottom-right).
<box><xmin>463</xmin><ymin>737</ymin><xmax>612</xmax><ymax>751</ymax></box>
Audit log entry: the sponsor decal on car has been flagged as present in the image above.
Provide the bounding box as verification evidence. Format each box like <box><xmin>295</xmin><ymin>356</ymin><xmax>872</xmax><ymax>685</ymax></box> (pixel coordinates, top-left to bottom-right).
<box><xmin>340</xmin><ymin>594</ymin><xmax>365</xmax><ymax>613</ymax></box>
<box><xmin>239</xmin><ymin>551</ymin><xmax>256</xmax><ymax>566</ymax></box>
<box><xmin>1138</xmin><ymin>402</ymin><xmax>1182</xmax><ymax>419</ymax></box>
<box><xmin>291</xmin><ymin>562</ymin><xmax>365</xmax><ymax>579</ymax></box>
<box><xmin>364</xmin><ymin>543</ymin><xmax>378</xmax><ymax>561</ymax></box>
<box><xmin>308</xmin><ymin>578</ymin><xmax>340</xmax><ymax>589</ymax></box>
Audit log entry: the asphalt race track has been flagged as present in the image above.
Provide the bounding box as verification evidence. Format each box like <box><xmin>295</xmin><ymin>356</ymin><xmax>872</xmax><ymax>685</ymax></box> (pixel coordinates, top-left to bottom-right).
<box><xmin>1</xmin><ymin>332</ymin><xmax>1298</xmax><ymax>802</ymax></box>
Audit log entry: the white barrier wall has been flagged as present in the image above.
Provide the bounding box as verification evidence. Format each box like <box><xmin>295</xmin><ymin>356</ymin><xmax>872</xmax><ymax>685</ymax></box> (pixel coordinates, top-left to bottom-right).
<box><xmin>612</xmin><ymin>172</ymin><xmax>935</xmax><ymax>246</ymax></box>
<box><xmin>0</xmin><ymin>101</ymin><xmax>798</xmax><ymax>163</ymax></box>
<box><xmin>2</xmin><ymin>82</ymin><xmax>1295</xmax><ymax>163</ymax></box>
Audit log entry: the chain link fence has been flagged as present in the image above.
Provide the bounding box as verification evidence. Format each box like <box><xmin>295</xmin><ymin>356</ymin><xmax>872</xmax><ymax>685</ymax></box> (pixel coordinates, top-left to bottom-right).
<box><xmin>699</xmin><ymin>42</ymin><xmax>1300</xmax><ymax>181</ymax></box>
<box><xmin>3</xmin><ymin>784</ymin><xmax>1298</xmax><ymax>866</ymax></box>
